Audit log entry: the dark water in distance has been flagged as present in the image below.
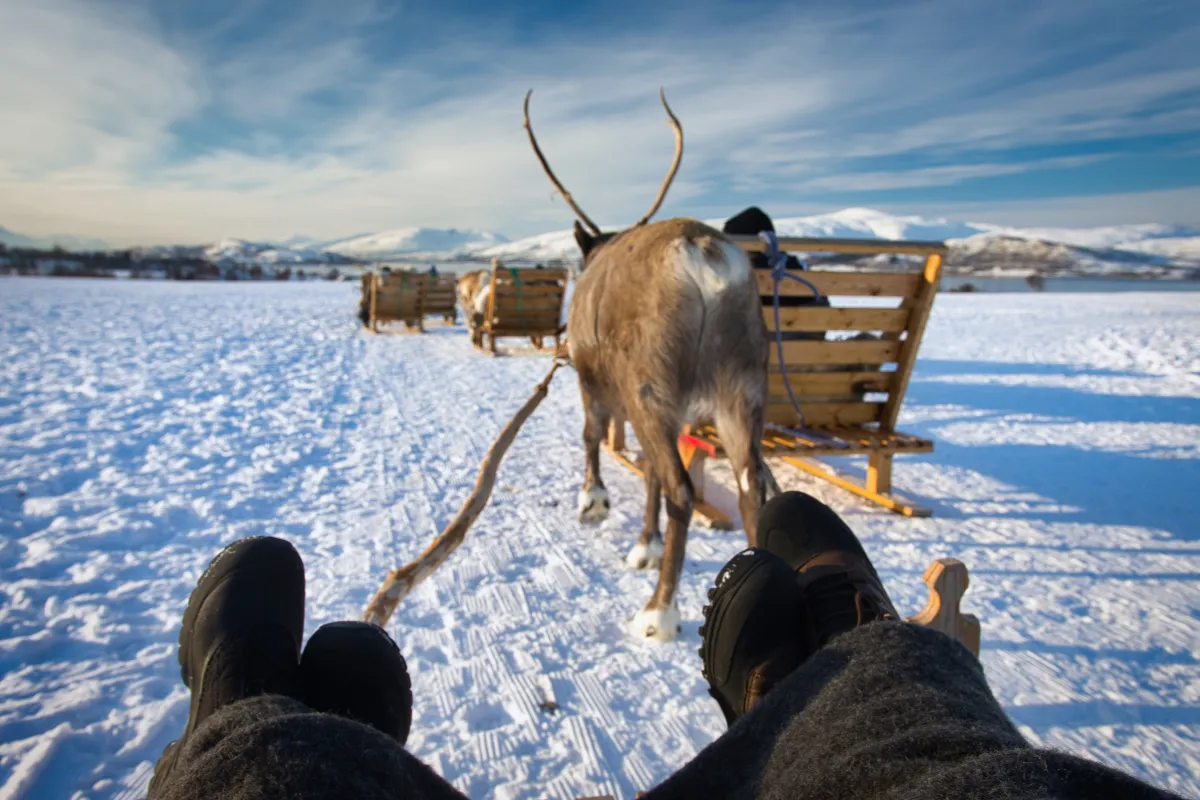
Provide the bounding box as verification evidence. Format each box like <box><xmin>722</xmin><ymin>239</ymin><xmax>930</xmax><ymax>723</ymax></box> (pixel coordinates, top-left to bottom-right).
<box><xmin>941</xmin><ymin>276</ymin><xmax>1200</xmax><ymax>293</ymax></box>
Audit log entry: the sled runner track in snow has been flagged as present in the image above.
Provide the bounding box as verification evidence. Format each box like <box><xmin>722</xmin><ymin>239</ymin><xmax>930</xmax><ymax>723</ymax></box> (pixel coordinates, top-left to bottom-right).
<box><xmin>362</xmin><ymin>359</ymin><xmax>567</xmax><ymax>628</ymax></box>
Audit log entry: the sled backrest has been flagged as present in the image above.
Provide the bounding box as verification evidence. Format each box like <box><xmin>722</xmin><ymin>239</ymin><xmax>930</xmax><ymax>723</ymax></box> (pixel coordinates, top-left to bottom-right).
<box><xmin>484</xmin><ymin>264</ymin><xmax>569</xmax><ymax>335</ymax></box>
<box><xmin>726</xmin><ymin>236</ymin><xmax>946</xmax><ymax>433</ymax></box>
<box><xmin>422</xmin><ymin>274</ymin><xmax>458</xmax><ymax>316</ymax></box>
<box><xmin>373</xmin><ymin>271</ymin><xmax>427</xmax><ymax>323</ymax></box>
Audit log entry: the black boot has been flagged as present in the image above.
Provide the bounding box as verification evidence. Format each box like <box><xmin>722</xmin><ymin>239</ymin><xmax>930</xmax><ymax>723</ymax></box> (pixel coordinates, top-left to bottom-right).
<box><xmin>300</xmin><ymin>621</ymin><xmax>414</xmax><ymax>744</ymax></box>
<box><xmin>699</xmin><ymin>492</ymin><xmax>901</xmax><ymax>726</ymax></box>
<box><xmin>758</xmin><ymin>491</ymin><xmax>899</xmax><ymax>648</ymax></box>
<box><xmin>149</xmin><ymin>537</ymin><xmax>306</xmax><ymax>795</ymax></box>
<box><xmin>699</xmin><ymin>548</ymin><xmax>814</xmax><ymax>725</ymax></box>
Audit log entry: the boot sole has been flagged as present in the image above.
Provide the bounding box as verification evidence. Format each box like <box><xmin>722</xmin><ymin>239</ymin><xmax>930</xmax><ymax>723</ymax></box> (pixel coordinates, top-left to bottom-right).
<box><xmin>699</xmin><ymin>552</ymin><xmax>776</xmax><ymax>685</ymax></box>
<box><xmin>177</xmin><ymin>536</ymin><xmax>303</xmax><ymax>687</ymax></box>
<box><xmin>301</xmin><ymin>621</ymin><xmax>414</xmax><ymax>743</ymax></box>
<box><xmin>154</xmin><ymin>537</ymin><xmax>303</xmax><ymax>793</ymax></box>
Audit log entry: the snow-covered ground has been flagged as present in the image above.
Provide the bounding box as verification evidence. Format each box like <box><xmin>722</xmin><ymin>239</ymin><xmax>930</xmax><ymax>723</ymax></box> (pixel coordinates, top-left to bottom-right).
<box><xmin>1</xmin><ymin>278</ymin><xmax>1197</xmax><ymax>799</ymax></box>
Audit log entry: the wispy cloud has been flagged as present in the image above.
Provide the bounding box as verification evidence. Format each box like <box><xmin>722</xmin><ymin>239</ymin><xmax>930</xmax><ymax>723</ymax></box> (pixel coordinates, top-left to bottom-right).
<box><xmin>0</xmin><ymin>0</ymin><xmax>204</xmax><ymax>177</ymax></box>
<box><xmin>888</xmin><ymin>186</ymin><xmax>1200</xmax><ymax>229</ymax></box>
<box><xmin>795</xmin><ymin>155</ymin><xmax>1115</xmax><ymax>192</ymax></box>
<box><xmin>0</xmin><ymin>0</ymin><xmax>1196</xmax><ymax>245</ymax></box>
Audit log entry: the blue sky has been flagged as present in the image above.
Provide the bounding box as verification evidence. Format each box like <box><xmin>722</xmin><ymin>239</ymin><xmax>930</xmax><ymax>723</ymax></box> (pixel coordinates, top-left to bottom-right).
<box><xmin>0</xmin><ymin>0</ymin><xmax>1197</xmax><ymax>246</ymax></box>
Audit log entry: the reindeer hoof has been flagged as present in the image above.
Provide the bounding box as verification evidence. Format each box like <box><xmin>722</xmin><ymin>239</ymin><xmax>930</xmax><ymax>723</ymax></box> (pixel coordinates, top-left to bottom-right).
<box><xmin>577</xmin><ymin>486</ymin><xmax>611</xmax><ymax>523</ymax></box>
<box><xmin>628</xmin><ymin>603</ymin><xmax>681</xmax><ymax>643</ymax></box>
<box><xmin>625</xmin><ymin>538</ymin><xmax>664</xmax><ymax>570</ymax></box>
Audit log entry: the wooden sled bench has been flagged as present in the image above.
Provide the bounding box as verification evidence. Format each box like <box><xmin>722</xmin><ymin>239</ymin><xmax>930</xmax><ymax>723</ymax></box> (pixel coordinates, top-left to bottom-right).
<box><xmin>473</xmin><ymin>259</ymin><xmax>568</xmax><ymax>355</ymax></box>
<box><xmin>422</xmin><ymin>272</ymin><xmax>459</xmax><ymax>324</ymax></box>
<box><xmin>361</xmin><ymin>270</ymin><xmax>429</xmax><ymax>333</ymax></box>
<box><xmin>606</xmin><ymin>235</ymin><xmax>946</xmax><ymax>524</ymax></box>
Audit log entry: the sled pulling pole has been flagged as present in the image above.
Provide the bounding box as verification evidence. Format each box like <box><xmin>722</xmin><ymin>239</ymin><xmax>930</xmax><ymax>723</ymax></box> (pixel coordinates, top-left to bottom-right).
<box><xmin>362</xmin><ymin>358</ymin><xmax>568</xmax><ymax>627</ymax></box>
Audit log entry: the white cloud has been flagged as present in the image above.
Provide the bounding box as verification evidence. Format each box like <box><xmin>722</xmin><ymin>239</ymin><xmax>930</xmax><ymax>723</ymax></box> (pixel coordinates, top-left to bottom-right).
<box><xmin>0</xmin><ymin>0</ymin><xmax>1196</xmax><ymax>245</ymax></box>
<box><xmin>0</xmin><ymin>0</ymin><xmax>204</xmax><ymax>177</ymax></box>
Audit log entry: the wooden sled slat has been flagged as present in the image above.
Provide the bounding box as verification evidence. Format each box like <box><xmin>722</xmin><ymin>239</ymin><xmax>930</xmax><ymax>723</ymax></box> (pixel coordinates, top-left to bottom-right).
<box><xmin>769</xmin><ymin>340</ymin><xmax>902</xmax><ymax>367</ymax></box>
<box><xmin>474</xmin><ymin>260</ymin><xmax>568</xmax><ymax>355</ymax></box>
<box><xmin>763</xmin><ymin>306</ymin><xmax>912</xmax><ymax>333</ymax></box>
<box><xmin>756</xmin><ymin>270</ymin><xmax>922</xmax><ymax>298</ymax></box>
<box><xmin>767</xmin><ymin>371</ymin><xmax>896</xmax><ymax>398</ymax></box>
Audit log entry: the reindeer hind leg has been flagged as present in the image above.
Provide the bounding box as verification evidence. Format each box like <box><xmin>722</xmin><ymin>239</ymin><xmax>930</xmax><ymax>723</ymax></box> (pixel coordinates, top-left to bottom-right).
<box><xmin>625</xmin><ymin>405</ymin><xmax>692</xmax><ymax>642</ymax></box>
<box><xmin>715</xmin><ymin>381</ymin><xmax>768</xmax><ymax>548</ymax></box>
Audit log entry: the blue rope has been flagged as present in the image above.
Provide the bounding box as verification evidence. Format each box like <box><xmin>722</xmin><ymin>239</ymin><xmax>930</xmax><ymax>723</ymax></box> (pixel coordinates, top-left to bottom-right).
<box><xmin>761</xmin><ymin>230</ymin><xmax>821</xmax><ymax>430</ymax></box>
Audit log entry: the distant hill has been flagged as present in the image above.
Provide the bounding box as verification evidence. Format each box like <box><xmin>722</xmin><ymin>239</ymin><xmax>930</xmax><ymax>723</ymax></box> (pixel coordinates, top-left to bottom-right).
<box><xmin>0</xmin><ymin>225</ymin><xmax>109</xmax><ymax>252</ymax></box>
<box><xmin>318</xmin><ymin>227</ymin><xmax>509</xmax><ymax>260</ymax></box>
<box><xmin>5</xmin><ymin>209</ymin><xmax>1198</xmax><ymax>277</ymax></box>
<box><xmin>202</xmin><ymin>238</ymin><xmax>351</xmax><ymax>265</ymax></box>
<box><xmin>479</xmin><ymin>207</ymin><xmax>1200</xmax><ymax>277</ymax></box>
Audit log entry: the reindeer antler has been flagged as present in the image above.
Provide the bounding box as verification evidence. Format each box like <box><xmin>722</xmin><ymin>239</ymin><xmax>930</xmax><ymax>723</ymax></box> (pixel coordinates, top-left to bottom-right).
<box><xmin>635</xmin><ymin>88</ymin><xmax>684</xmax><ymax>227</ymax></box>
<box><xmin>523</xmin><ymin>89</ymin><xmax>602</xmax><ymax>236</ymax></box>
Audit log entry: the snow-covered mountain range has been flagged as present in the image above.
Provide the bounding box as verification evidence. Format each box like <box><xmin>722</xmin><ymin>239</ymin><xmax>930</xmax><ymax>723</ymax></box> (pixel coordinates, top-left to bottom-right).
<box><xmin>4</xmin><ymin>209</ymin><xmax>1198</xmax><ymax>276</ymax></box>
<box><xmin>478</xmin><ymin>208</ymin><xmax>1200</xmax><ymax>276</ymax></box>
<box><xmin>135</xmin><ymin>228</ymin><xmax>511</xmax><ymax>267</ymax></box>
<box><xmin>316</xmin><ymin>227</ymin><xmax>508</xmax><ymax>259</ymax></box>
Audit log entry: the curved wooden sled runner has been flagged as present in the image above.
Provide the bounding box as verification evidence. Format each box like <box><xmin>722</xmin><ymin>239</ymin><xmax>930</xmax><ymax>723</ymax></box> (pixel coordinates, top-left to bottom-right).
<box><xmin>907</xmin><ymin>556</ymin><xmax>981</xmax><ymax>656</ymax></box>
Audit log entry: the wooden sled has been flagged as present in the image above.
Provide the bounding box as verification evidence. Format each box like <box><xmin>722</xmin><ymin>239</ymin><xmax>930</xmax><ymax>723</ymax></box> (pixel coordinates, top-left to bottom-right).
<box><xmin>422</xmin><ymin>272</ymin><xmax>459</xmax><ymax>324</ymax></box>
<box><xmin>606</xmin><ymin>235</ymin><xmax>946</xmax><ymax>520</ymax></box>
<box><xmin>473</xmin><ymin>259</ymin><xmax>568</xmax><ymax>355</ymax></box>
<box><xmin>360</xmin><ymin>270</ymin><xmax>429</xmax><ymax>333</ymax></box>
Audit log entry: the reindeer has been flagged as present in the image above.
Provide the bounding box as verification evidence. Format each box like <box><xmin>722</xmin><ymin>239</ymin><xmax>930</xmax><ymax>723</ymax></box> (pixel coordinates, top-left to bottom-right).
<box><xmin>456</xmin><ymin>268</ymin><xmax>489</xmax><ymax>342</ymax></box>
<box><xmin>524</xmin><ymin>89</ymin><xmax>776</xmax><ymax>641</ymax></box>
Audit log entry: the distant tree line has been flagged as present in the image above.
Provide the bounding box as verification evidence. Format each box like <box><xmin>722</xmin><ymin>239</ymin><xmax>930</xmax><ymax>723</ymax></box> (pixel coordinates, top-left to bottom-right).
<box><xmin>0</xmin><ymin>244</ymin><xmax>346</xmax><ymax>281</ymax></box>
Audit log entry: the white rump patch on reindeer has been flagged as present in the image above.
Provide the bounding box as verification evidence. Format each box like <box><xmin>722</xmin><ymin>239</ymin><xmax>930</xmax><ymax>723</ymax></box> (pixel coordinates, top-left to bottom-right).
<box><xmin>672</xmin><ymin>238</ymin><xmax>750</xmax><ymax>301</ymax></box>
<box><xmin>472</xmin><ymin>277</ymin><xmax>491</xmax><ymax>315</ymax></box>
<box><xmin>628</xmin><ymin>603</ymin><xmax>682</xmax><ymax>642</ymax></box>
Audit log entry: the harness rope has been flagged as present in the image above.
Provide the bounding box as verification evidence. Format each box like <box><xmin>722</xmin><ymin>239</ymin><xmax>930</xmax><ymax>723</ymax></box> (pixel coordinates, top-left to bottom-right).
<box><xmin>761</xmin><ymin>230</ymin><xmax>821</xmax><ymax>430</ymax></box>
<box><xmin>363</xmin><ymin>354</ymin><xmax>573</xmax><ymax>627</ymax></box>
